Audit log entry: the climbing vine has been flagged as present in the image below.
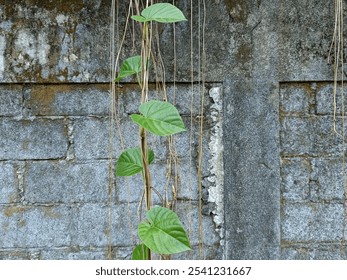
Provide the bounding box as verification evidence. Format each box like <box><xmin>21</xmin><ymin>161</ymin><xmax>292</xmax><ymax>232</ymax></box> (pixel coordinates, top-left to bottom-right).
<box><xmin>115</xmin><ymin>3</ymin><xmax>191</xmax><ymax>260</ymax></box>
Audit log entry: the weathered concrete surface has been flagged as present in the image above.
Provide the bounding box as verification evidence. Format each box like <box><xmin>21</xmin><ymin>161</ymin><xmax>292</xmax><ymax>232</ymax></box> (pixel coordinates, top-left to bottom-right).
<box><xmin>0</xmin><ymin>0</ymin><xmax>345</xmax><ymax>260</ymax></box>
<box><xmin>223</xmin><ymin>0</ymin><xmax>281</xmax><ymax>259</ymax></box>
<box><xmin>0</xmin><ymin>118</ymin><xmax>68</xmax><ymax>160</ymax></box>
<box><xmin>221</xmin><ymin>0</ymin><xmax>345</xmax><ymax>260</ymax></box>
<box><xmin>279</xmin><ymin>81</ymin><xmax>347</xmax><ymax>259</ymax></box>
<box><xmin>0</xmin><ymin>79</ymin><xmax>220</xmax><ymax>259</ymax></box>
<box><xmin>0</xmin><ymin>0</ymin><xmax>110</xmax><ymax>82</ymax></box>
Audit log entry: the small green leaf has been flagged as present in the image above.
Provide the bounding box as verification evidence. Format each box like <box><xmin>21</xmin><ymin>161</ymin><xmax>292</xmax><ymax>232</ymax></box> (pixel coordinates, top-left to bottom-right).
<box><xmin>131</xmin><ymin>100</ymin><xmax>186</xmax><ymax>136</ymax></box>
<box><xmin>133</xmin><ymin>3</ymin><xmax>187</xmax><ymax>23</ymax></box>
<box><xmin>131</xmin><ymin>244</ymin><xmax>150</xmax><ymax>260</ymax></box>
<box><xmin>116</xmin><ymin>147</ymin><xmax>154</xmax><ymax>177</ymax></box>
<box><xmin>115</xmin><ymin>55</ymin><xmax>141</xmax><ymax>81</ymax></box>
<box><xmin>131</xmin><ymin>15</ymin><xmax>147</xmax><ymax>22</ymax></box>
<box><xmin>138</xmin><ymin>206</ymin><xmax>191</xmax><ymax>255</ymax></box>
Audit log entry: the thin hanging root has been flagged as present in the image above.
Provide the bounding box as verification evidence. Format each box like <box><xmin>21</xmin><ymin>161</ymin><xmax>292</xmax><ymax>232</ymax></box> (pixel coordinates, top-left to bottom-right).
<box><xmin>107</xmin><ymin>0</ymin><xmax>116</xmax><ymax>261</ymax></box>
<box><xmin>331</xmin><ymin>0</ymin><xmax>346</xmax><ymax>255</ymax></box>
<box><xmin>110</xmin><ymin>1</ymin><xmax>139</xmax><ymax>259</ymax></box>
<box><xmin>196</xmin><ymin>0</ymin><xmax>207</xmax><ymax>260</ymax></box>
<box><xmin>151</xmin><ymin>187</ymin><xmax>165</xmax><ymax>207</ymax></box>
<box><xmin>187</xmin><ymin>0</ymin><xmax>194</xmax><ymax>259</ymax></box>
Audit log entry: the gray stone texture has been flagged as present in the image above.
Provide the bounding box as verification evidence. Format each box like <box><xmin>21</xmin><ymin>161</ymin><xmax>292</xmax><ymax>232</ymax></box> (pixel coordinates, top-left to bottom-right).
<box><xmin>282</xmin><ymin>203</ymin><xmax>344</xmax><ymax>243</ymax></box>
<box><xmin>25</xmin><ymin>84</ymin><xmax>111</xmax><ymax>116</ymax></box>
<box><xmin>0</xmin><ymin>118</ymin><xmax>68</xmax><ymax>160</ymax></box>
<box><xmin>280</xmin><ymin>116</ymin><xmax>343</xmax><ymax>157</ymax></box>
<box><xmin>40</xmin><ymin>248</ymin><xmax>107</xmax><ymax>260</ymax></box>
<box><xmin>281</xmin><ymin>158</ymin><xmax>311</xmax><ymax>202</ymax></box>
<box><xmin>280</xmin><ymin>85</ymin><xmax>310</xmax><ymax>115</ymax></box>
<box><xmin>25</xmin><ymin>161</ymin><xmax>109</xmax><ymax>203</ymax></box>
<box><xmin>1</xmin><ymin>0</ymin><xmax>346</xmax><ymax>260</ymax></box>
<box><xmin>0</xmin><ymin>85</ymin><xmax>23</xmax><ymax>117</ymax></box>
<box><xmin>281</xmin><ymin>244</ymin><xmax>347</xmax><ymax>260</ymax></box>
<box><xmin>0</xmin><ymin>163</ymin><xmax>17</xmax><ymax>204</ymax></box>
<box><xmin>0</xmin><ymin>205</ymin><xmax>71</xmax><ymax>248</ymax></box>
<box><xmin>280</xmin><ymin>81</ymin><xmax>347</xmax><ymax>258</ymax></box>
<box><xmin>116</xmin><ymin>160</ymin><xmax>199</xmax><ymax>203</ymax></box>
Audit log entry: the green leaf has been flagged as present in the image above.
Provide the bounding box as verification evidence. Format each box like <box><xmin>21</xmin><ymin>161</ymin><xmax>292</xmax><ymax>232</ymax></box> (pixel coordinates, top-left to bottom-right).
<box><xmin>131</xmin><ymin>244</ymin><xmax>150</xmax><ymax>260</ymax></box>
<box><xmin>116</xmin><ymin>147</ymin><xmax>154</xmax><ymax>177</ymax></box>
<box><xmin>138</xmin><ymin>206</ymin><xmax>191</xmax><ymax>255</ymax></box>
<box><xmin>132</xmin><ymin>3</ymin><xmax>187</xmax><ymax>23</ymax></box>
<box><xmin>131</xmin><ymin>15</ymin><xmax>147</xmax><ymax>22</ymax></box>
<box><xmin>115</xmin><ymin>55</ymin><xmax>141</xmax><ymax>81</ymax></box>
<box><xmin>131</xmin><ymin>100</ymin><xmax>186</xmax><ymax>136</ymax></box>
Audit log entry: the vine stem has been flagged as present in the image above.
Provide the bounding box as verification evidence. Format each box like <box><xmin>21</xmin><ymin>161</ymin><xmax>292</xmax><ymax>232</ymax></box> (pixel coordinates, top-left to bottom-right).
<box><xmin>140</xmin><ymin>19</ymin><xmax>152</xmax><ymax>260</ymax></box>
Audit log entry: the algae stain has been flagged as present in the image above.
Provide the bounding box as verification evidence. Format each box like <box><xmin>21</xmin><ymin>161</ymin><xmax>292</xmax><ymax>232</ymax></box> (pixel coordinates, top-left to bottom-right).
<box><xmin>224</xmin><ymin>0</ymin><xmax>249</xmax><ymax>22</ymax></box>
<box><xmin>3</xmin><ymin>206</ymin><xmax>29</xmax><ymax>217</ymax></box>
<box><xmin>26</xmin><ymin>0</ymin><xmax>84</xmax><ymax>14</ymax></box>
<box><xmin>28</xmin><ymin>85</ymin><xmax>57</xmax><ymax>115</ymax></box>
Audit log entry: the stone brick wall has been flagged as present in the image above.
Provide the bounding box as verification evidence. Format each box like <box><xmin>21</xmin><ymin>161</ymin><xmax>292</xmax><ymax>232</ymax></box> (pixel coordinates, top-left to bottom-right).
<box><xmin>0</xmin><ymin>82</ymin><xmax>223</xmax><ymax>259</ymax></box>
<box><xmin>280</xmin><ymin>82</ymin><xmax>347</xmax><ymax>259</ymax></box>
<box><xmin>1</xmin><ymin>0</ymin><xmax>347</xmax><ymax>260</ymax></box>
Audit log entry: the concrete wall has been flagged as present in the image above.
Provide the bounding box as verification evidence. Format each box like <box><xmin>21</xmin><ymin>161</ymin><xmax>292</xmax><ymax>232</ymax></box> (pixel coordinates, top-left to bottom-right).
<box><xmin>0</xmin><ymin>0</ymin><xmax>346</xmax><ymax>259</ymax></box>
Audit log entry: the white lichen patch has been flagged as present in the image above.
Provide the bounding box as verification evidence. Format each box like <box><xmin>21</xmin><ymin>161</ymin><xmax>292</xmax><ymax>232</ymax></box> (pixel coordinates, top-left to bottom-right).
<box><xmin>207</xmin><ymin>86</ymin><xmax>225</xmax><ymax>242</ymax></box>
<box><xmin>55</xmin><ymin>14</ymin><xmax>69</xmax><ymax>26</ymax></box>
<box><xmin>37</xmin><ymin>33</ymin><xmax>50</xmax><ymax>65</ymax></box>
<box><xmin>15</xmin><ymin>29</ymin><xmax>36</xmax><ymax>59</ymax></box>
<box><xmin>0</xmin><ymin>35</ymin><xmax>5</xmax><ymax>79</ymax></box>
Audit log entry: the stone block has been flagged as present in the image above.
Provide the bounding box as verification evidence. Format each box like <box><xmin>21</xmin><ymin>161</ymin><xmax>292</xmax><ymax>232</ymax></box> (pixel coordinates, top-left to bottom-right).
<box><xmin>41</xmin><ymin>248</ymin><xmax>106</xmax><ymax>260</ymax></box>
<box><xmin>316</xmin><ymin>83</ymin><xmax>347</xmax><ymax>115</ymax></box>
<box><xmin>281</xmin><ymin>203</ymin><xmax>344</xmax><ymax>243</ymax></box>
<box><xmin>0</xmin><ymin>163</ymin><xmax>17</xmax><ymax>204</ymax></box>
<box><xmin>280</xmin><ymin>85</ymin><xmax>309</xmax><ymax>114</ymax></box>
<box><xmin>280</xmin><ymin>116</ymin><xmax>343</xmax><ymax>156</ymax></box>
<box><xmin>280</xmin><ymin>158</ymin><xmax>310</xmax><ymax>202</ymax></box>
<box><xmin>116</xmin><ymin>160</ymin><xmax>199</xmax><ymax>203</ymax></box>
<box><xmin>172</xmin><ymin>245</ymin><xmax>222</xmax><ymax>260</ymax></box>
<box><xmin>0</xmin><ymin>205</ymin><xmax>71</xmax><ymax>248</ymax></box>
<box><xmin>74</xmin><ymin>117</ymin><xmax>140</xmax><ymax>160</ymax></box>
<box><xmin>0</xmin><ymin>250</ymin><xmax>30</xmax><ymax>260</ymax></box>
<box><xmin>0</xmin><ymin>118</ymin><xmax>68</xmax><ymax>160</ymax></box>
<box><xmin>281</xmin><ymin>244</ymin><xmax>346</xmax><ymax>260</ymax></box>
<box><xmin>112</xmin><ymin>247</ymin><xmax>132</xmax><ymax>260</ymax></box>
<box><xmin>176</xmin><ymin>202</ymin><xmax>220</xmax><ymax>247</ymax></box>
<box><xmin>311</xmin><ymin>158</ymin><xmax>344</xmax><ymax>201</ymax></box>
<box><xmin>70</xmin><ymin>204</ymin><xmax>108</xmax><ymax>247</ymax></box>
<box><xmin>25</xmin><ymin>161</ymin><xmax>109</xmax><ymax>203</ymax></box>
<box><xmin>121</xmin><ymin>84</ymin><xmax>209</xmax><ymax>116</ymax></box>
<box><xmin>0</xmin><ymin>85</ymin><xmax>23</xmax><ymax>117</ymax></box>
<box><xmin>111</xmin><ymin>203</ymin><xmax>140</xmax><ymax>247</ymax></box>
<box><xmin>26</xmin><ymin>84</ymin><xmax>110</xmax><ymax>116</ymax></box>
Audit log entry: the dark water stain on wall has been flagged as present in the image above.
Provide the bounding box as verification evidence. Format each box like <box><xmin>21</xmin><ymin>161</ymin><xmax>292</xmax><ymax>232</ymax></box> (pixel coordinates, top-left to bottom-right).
<box><xmin>224</xmin><ymin>0</ymin><xmax>249</xmax><ymax>22</ymax></box>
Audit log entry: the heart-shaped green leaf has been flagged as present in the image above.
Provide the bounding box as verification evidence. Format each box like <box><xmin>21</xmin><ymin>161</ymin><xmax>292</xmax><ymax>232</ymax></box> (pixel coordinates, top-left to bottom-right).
<box><xmin>131</xmin><ymin>3</ymin><xmax>187</xmax><ymax>23</ymax></box>
<box><xmin>115</xmin><ymin>55</ymin><xmax>141</xmax><ymax>81</ymax></box>
<box><xmin>116</xmin><ymin>147</ymin><xmax>154</xmax><ymax>177</ymax></box>
<box><xmin>138</xmin><ymin>206</ymin><xmax>191</xmax><ymax>254</ymax></box>
<box><xmin>131</xmin><ymin>244</ymin><xmax>150</xmax><ymax>260</ymax></box>
<box><xmin>131</xmin><ymin>100</ymin><xmax>186</xmax><ymax>136</ymax></box>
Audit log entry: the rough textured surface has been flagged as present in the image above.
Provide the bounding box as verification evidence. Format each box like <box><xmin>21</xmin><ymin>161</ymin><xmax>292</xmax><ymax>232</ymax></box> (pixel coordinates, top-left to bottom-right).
<box><xmin>279</xmin><ymin>81</ymin><xmax>347</xmax><ymax>259</ymax></box>
<box><xmin>222</xmin><ymin>0</ymin><xmax>345</xmax><ymax>260</ymax></box>
<box><xmin>0</xmin><ymin>0</ymin><xmax>346</xmax><ymax>260</ymax></box>
<box><xmin>0</xmin><ymin>81</ymin><xmax>220</xmax><ymax>259</ymax></box>
<box><xmin>0</xmin><ymin>118</ymin><xmax>68</xmax><ymax>160</ymax></box>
